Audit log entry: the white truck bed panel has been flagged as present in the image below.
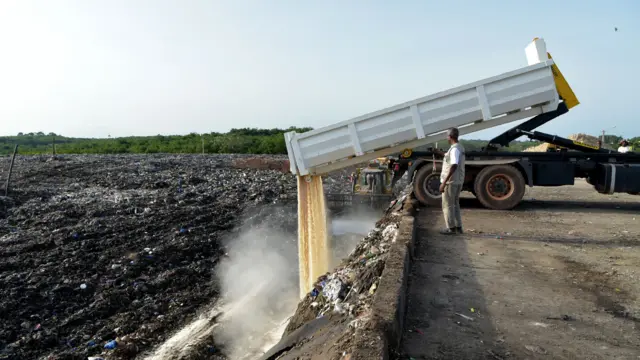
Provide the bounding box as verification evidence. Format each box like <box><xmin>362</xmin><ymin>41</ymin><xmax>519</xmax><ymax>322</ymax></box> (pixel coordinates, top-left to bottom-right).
<box><xmin>286</xmin><ymin>38</ymin><xmax>561</xmax><ymax>176</ymax></box>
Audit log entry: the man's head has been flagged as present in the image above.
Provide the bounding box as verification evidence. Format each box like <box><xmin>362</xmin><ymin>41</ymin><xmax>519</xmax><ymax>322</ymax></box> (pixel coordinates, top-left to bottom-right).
<box><xmin>447</xmin><ymin>127</ymin><xmax>459</xmax><ymax>144</ymax></box>
<box><xmin>620</xmin><ymin>139</ymin><xmax>629</xmax><ymax>146</ymax></box>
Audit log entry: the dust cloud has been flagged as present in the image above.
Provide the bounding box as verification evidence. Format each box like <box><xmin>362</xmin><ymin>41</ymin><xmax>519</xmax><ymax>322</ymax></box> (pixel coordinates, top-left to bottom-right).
<box><xmin>329</xmin><ymin>209</ymin><xmax>380</xmax><ymax>268</ymax></box>
<box><xmin>213</xmin><ymin>224</ymin><xmax>299</xmax><ymax>359</ymax></box>
<box><xmin>213</xmin><ymin>204</ymin><xmax>379</xmax><ymax>359</ymax></box>
<box><xmin>146</xmin><ymin>203</ymin><xmax>379</xmax><ymax>359</ymax></box>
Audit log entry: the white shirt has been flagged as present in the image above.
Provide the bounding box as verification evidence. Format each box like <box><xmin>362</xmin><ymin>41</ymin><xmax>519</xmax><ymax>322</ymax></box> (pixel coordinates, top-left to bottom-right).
<box><xmin>440</xmin><ymin>146</ymin><xmax>464</xmax><ymax>184</ymax></box>
<box><xmin>449</xmin><ymin>147</ymin><xmax>461</xmax><ymax>165</ymax></box>
<box><xmin>618</xmin><ymin>146</ymin><xmax>630</xmax><ymax>153</ymax></box>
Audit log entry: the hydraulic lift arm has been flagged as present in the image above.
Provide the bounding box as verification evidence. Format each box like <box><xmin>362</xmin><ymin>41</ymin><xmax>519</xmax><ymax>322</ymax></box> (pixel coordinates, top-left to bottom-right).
<box><xmin>486</xmin><ymin>102</ymin><xmax>568</xmax><ymax>150</ymax></box>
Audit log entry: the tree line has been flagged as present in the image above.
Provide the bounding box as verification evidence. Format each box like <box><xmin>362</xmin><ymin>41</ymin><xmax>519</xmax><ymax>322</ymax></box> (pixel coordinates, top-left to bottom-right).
<box><xmin>0</xmin><ymin>127</ymin><xmax>312</xmax><ymax>156</ymax></box>
<box><xmin>1</xmin><ymin>128</ymin><xmax>637</xmax><ymax>156</ymax></box>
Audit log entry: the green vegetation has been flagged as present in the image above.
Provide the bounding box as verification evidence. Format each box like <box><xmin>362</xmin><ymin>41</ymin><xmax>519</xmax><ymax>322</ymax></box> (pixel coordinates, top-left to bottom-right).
<box><xmin>0</xmin><ymin>128</ymin><xmax>312</xmax><ymax>156</ymax></box>
<box><xmin>1</xmin><ymin>130</ymin><xmax>637</xmax><ymax>156</ymax></box>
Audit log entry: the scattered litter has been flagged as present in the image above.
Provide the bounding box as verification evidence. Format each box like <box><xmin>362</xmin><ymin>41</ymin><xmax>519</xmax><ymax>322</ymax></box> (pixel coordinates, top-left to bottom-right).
<box><xmin>79</xmin><ymin>284</ymin><xmax>87</xmax><ymax>290</ymax></box>
<box><xmin>322</xmin><ymin>278</ymin><xmax>346</xmax><ymax>302</ymax></box>
<box><xmin>456</xmin><ymin>313</ymin><xmax>474</xmax><ymax>321</ymax></box>
<box><xmin>104</xmin><ymin>340</ymin><xmax>117</xmax><ymax>350</ymax></box>
<box><xmin>530</xmin><ymin>322</ymin><xmax>549</xmax><ymax>328</ymax></box>
<box><xmin>368</xmin><ymin>283</ymin><xmax>377</xmax><ymax>295</ymax></box>
<box><xmin>546</xmin><ymin>314</ymin><xmax>574</xmax><ymax>321</ymax></box>
<box><xmin>470</xmin><ymin>308</ymin><xmax>475</xmax><ymax>313</ymax></box>
<box><xmin>382</xmin><ymin>224</ymin><xmax>399</xmax><ymax>243</ymax></box>
<box><xmin>525</xmin><ymin>345</ymin><xmax>547</xmax><ymax>354</ymax></box>
<box><xmin>414</xmin><ymin>328</ymin><xmax>424</xmax><ymax>335</ymax></box>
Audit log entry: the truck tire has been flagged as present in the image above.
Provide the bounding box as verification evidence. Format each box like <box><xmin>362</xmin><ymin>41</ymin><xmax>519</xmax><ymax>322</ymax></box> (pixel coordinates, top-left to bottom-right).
<box><xmin>413</xmin><ymin>164</ymin><xmax>442</xmax><ymax>207</ymax></box>
<box><xmin>473</xmin><ymin>165</ymin><xmax>525</xmax><ymax>210</ymax></box>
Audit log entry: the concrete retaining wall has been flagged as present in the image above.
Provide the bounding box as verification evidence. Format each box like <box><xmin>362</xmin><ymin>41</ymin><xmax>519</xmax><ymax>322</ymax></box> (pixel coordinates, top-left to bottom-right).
<box><xmin>351</xmin><ymin>195</ymin><xmax>418</xmax><ymax>359</ymax></box>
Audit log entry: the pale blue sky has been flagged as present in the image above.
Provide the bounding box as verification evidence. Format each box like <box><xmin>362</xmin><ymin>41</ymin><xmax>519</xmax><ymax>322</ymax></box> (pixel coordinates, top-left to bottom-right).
<box><xmin>0</xmin><ymin>0</ymin><xmax>637</xmax><ymax>140</ymax></box>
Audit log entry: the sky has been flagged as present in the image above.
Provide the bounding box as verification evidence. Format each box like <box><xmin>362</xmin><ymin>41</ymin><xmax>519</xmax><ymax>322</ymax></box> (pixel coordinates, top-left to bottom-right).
<box><xmin>0</xmin><ymin>0</ymin><xmax>638</xmax><ymax>140</ymax></box>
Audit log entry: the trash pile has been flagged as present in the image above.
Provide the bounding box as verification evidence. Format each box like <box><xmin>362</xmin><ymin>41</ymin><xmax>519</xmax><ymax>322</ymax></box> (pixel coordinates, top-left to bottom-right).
<box><xmin>274</xmin><ymin>191</ymin><xmax>409</xmax><ymax>358</ymax></box>
<box><xmin>0</xmin><ymin>154</ymin><xmax>351</xmax><ymax>360</ymax></box>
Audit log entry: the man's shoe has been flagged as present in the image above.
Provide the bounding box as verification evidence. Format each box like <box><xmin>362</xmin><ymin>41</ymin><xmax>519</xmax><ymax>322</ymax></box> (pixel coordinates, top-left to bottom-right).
<box><xmin>439</xmin><ymin>228</ymin><xmax>457</xmax><ymax>235</ymax></box>
<box><xmin>455</xmin><ymin>227</ymin><xmax>464</xmax><ymax>234</ymax></box>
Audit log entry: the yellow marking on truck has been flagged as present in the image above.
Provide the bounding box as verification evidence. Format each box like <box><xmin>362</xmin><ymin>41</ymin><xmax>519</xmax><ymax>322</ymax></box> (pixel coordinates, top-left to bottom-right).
<box><xmin>572</xmin><ymin>140</ymin><xmax>599</xmax><ymax>150</ymax></box>
<box><xmin>546</xmin><ymin>52</ymin><xmax>580</xmax><ymax>109</ymax></box>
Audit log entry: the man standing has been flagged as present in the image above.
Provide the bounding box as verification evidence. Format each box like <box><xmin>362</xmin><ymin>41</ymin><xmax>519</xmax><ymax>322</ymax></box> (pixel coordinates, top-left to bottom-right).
<box><xmin>438</xmin><ymin>127</ymin><xmax>465</xmax><ymax>235</ymax></box>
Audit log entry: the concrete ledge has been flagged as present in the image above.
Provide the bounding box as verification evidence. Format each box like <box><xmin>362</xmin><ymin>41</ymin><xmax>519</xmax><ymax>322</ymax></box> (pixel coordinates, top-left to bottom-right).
<box><xmin>351</xmin><ymin>195</ymin><xmax>417</xmax><ymax>359</ymax></box>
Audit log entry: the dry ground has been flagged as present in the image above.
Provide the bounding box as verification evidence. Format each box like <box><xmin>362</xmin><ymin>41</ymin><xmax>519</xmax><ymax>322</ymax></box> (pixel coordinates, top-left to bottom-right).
<box><xmin>401</xmin><ymin>179</ymin><xmax>640</xmax><ymax>360</ymax></box>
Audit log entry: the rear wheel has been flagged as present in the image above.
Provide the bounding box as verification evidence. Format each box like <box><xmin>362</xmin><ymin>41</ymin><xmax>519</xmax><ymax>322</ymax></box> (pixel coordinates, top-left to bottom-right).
<box><xmin>413</xmin><ymin>164</ymin><xmax>442</xmax><ymax>207</ymax></box>
<box><xmin>473</xmin><ymin>165</ymin><xmax>526</xmax><ymax>210</ymax></box>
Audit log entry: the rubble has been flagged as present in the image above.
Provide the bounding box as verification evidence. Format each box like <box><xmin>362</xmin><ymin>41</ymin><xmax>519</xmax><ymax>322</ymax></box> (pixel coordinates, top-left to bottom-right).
<box><xmin>0</xmin><ymin>154</ymin><xmax>353</xmax><ymax>360</ymax></box>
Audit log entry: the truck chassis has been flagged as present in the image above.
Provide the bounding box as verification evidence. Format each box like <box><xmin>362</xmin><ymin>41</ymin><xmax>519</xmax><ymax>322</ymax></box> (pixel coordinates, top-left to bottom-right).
<box><xmin>400</xmin><ymin>104</ymin><xmax>640</xmax><ymax>210</ymax></box>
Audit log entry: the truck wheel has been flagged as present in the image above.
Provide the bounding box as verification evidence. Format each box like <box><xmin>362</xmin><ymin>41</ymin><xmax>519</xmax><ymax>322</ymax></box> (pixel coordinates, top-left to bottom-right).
<box><xmin>413</xmin><ymin>164</ymin><xmax>442</xmax><ymax>207</ymax></box>
<box><xmin>473</xmin><ymin>165</ymin><xmax>525</xmax><ymax>210</ymax></box>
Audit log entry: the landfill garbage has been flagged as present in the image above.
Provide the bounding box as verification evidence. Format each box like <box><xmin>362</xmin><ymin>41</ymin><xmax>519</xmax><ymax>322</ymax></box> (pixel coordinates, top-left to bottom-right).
<box><xmin>323</xmin><ymin>278</ymin><xmax>346</xmax><ymax>302</ymax></box>
<box><xmin>0</xmin><ymin>154</ymin><xmax>353</xmax><ymax>360</ymax></box>
<box><xmin>104</xmin><ymin>340</ymin><xmax>118</xmax><ymax>349</ymax></box>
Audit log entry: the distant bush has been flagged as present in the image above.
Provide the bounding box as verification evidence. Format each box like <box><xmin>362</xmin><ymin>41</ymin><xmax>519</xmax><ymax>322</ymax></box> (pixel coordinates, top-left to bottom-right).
<box><xmin>0</xmin><ymin>127</ymin><xmax>312</xmax><ymax>156</ymax></box>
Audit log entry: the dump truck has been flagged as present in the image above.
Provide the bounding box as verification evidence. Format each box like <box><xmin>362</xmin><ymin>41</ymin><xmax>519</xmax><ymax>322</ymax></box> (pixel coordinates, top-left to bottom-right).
<box><xmin>395</xmin><ymin>127</ymin><xmax>640</xmax><ymax>210</ymax></box>
<box><xmin>284</xmin><ymin>37</ymin><xmax>640</xmax><ymax>210</ymax></box>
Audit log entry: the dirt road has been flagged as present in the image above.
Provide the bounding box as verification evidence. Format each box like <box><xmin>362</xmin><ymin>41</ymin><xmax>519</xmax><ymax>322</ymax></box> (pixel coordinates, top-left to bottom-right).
<box><xmin>400</xmin><ymin>180</ymin><xmax>640</xmax><ymax>360</ymax></box>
